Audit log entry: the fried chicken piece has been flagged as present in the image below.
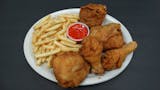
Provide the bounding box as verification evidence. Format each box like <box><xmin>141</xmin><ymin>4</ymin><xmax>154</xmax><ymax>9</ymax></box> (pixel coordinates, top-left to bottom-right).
<box><xmin>80</xmin><ymin>36</ymin><xmax>104</xmax><ymax>74</ymax></box>
<box><xmin>90</xmin><ymin>23</ymin><xmax>121</xmax><ymax>42</ymax></box>
<box><xmin>90</xmin><ymin>23</ymin><xmax>124</xmax><ymax>49</ymax></box>
<box><xmin>80</xmin><ymin>3</ymin><xmax>107</xmax><ymax>27</ymax></box>
<box><xmin>52</xmin><ymin>52</ymin><xmax>90</xmax><ymax>88</ymax></box>
<box><xmin>102</xmin><ymin>41</ymin><xmax>137</xmax><ymax>70</ymax></box>
<box><xmin>103</xmin><ymin>29</ymin><xmax>124</xmax><ymax>50</ymax></box>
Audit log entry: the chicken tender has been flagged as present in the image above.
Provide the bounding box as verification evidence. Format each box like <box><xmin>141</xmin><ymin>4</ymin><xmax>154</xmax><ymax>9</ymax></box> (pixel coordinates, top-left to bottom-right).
<box><xmin>102</xmin><ymin>41</ymin><xmax>138</xmax><ymax>70</ymax></box>
<box><xmin>90</xmin><ymin>23</ymin><xmax>124</xmax><ymax>49</ymax></box>
<box><xmin>80</xmin><ymin>36</ymin><xmax>104</xmax><ymax>74</ymax></box>
<box><xmin>80</xmin><ymin>3</ymin><xmax>107</xmax><ymax>27</ymax></box>
<box><xmin>52</xmin><ymin>52</ymin><xmax>90</xmax><ymax>88</ymax></box>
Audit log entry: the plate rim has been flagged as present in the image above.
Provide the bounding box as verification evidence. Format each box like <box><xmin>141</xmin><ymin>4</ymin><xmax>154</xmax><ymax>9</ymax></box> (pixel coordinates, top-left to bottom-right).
<box><xmin>23</xmin><ymin>8</ymin><xmax>133</xmax><ymax>86</ymax></box>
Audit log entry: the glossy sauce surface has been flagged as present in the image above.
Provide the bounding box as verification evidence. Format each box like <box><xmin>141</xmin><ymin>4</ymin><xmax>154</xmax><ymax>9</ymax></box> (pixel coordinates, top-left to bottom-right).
<box><xmin>68</xmin><ymin>23</ymin><xmax>89</xmax><ymax>40</ymax></box>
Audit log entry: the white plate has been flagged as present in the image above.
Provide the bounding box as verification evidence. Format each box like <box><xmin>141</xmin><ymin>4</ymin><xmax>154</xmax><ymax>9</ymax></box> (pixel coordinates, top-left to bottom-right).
<box><xmin>23</xmin><ymin>8</ymin><xmax>133</xmax><ymax>86</ymax></box>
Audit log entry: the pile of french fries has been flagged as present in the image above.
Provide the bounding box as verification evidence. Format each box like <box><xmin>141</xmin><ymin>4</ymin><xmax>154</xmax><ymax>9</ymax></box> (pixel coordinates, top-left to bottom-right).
<box><xmin>32</xmin><ymin>14</ymin><xmax>82</xmax><ymax>67</ymax></box>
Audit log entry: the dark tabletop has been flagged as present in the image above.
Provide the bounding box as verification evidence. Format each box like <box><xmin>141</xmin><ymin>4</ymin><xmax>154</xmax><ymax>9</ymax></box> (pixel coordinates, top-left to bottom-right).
<box><xmin>1</xmin><ymin>0</ymin><xmax>160</xmax><ymax>90</ymax></box>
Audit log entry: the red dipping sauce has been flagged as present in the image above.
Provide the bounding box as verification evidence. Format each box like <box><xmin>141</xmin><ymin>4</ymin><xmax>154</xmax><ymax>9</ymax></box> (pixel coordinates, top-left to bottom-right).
<box><xmin>67</xmin><ymin>22</ymin><xmax>89</xmax><ymax>41</ymax></box>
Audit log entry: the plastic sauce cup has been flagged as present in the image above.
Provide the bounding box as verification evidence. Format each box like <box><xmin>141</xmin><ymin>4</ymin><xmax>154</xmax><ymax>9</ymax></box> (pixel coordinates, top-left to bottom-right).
<box><xmin>67</xmin><ymin>22</ymin><xmax>90</xmax><ymax>41</ymax></box>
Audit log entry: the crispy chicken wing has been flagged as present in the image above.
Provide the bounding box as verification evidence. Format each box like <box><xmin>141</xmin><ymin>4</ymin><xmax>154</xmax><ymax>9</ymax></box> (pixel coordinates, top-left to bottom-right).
<box><xmin>52</xmin><ymin>52</ymin><xmax>90</xmax><ymax>88</ymax></box>
<box><xmin>102</xmin><ymin>41</ymin><xmax>137</xmax><ymax>70</ymax></box>
<box><xmin>80</xmin><ymin>3</ymin><xmax>107</xmax><ymax>27</ymax></box>
<box><xmin>80</xmin><ymin>36</ymin><xmax>104</xmax><ymax>74</ymax></box>
<box><xmin>90</xmin><ymin>23</ymin><xmax>124</xmax><ymax>49</ymax></box>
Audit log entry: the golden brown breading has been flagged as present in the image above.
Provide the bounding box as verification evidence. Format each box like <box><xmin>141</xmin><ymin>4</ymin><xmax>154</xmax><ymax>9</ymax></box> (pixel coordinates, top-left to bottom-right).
<box><xmin>102</xmin><ymin>41</ymin><xmax>137</xmax><ymax>70</ymax></box>
<box><xmin>90</xmin><ymin>23</ymin><xmax>124</xmax><ymax>49</ymax></box>
<box><xmin>80</xmin><ymin>36</ymin><xmax>104</xmax><ymax>74</ymax></box>
<box><xmin>90</xmin><ymin>23</ymin><xmax>121</xmax><ymax>42</ymax></box>
<box><xmin>80</xmin><ymin>3</ymin><xmax>107</xmax><ymax>27</ymax></box>
<box><xmin>52</xmin><ymin>52</ymin><xmax>90</xmax><ymax>88</ymax></box>
<box><xmin>103</xmin><ymin>28</ymin><xmax>124</xmax><ymax>50</ymax></box>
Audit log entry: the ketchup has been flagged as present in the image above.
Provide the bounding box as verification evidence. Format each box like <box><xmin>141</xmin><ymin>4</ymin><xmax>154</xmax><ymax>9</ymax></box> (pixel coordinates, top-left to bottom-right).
<box><xmin>67</xmin><ymin>22</ymin><xmax>89</xmax><ymax>41</ymax></box>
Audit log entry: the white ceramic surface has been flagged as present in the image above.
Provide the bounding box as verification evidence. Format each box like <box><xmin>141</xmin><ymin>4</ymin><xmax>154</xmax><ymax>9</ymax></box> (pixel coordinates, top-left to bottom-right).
<box><xmin>23</xmin><ymin>8</ymin><xmax>133</xmax><ymax>86</ymax></box>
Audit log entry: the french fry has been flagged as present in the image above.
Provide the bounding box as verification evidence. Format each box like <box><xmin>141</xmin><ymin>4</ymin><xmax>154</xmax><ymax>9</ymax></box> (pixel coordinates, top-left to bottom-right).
<box><xmin>35</xmin><ymin>48</ymin><xmax>60</xmax><ymax>58</ymax></box>
<box><xmin>61</xmin><ymin>47</ymin><xmax>79</xmax><ymax>52</ymax></box>
<box><xmin>64</xmin><ymin>21</ymin><xmax>70</xmax><ymax>29</ymax></box>
<box><xmin>59</xmin><ymin>14</ymin><xmax>79</xmax><ymax>19</ymax></box>
<box><xmin>36</xmin><ymin>28</ymin><xmax>45</xmax><ymax>38</ymax></box>
<box><xmin>69</xmin><ymin>19</ymin><xmax>78</xmax><ymax>23</ymax></box>
<box><xmin>42</xmin><ymin>57</ymin><xmax>46</xmax><ymax>63</ymax></box>
<box><xmin>42</xmin><ymin>21</ymin><xmax>53</xmax><ymax>30</ymax></box>
<box><xmin>43</xmin><ymin>44</ymin><xmax>55</xmax><ymax>50</ymax></box>
<box><xmin>63</xmin><ymin>32</ymin><xmax>67</xmax><ymax>38</ymax></box>
<box><xmin>46</xmin><ymin>23</ymin><xmax>62</xmax><ymax>32</ymax></box>
<box><xmin>32</xmin><ymin>35</ymin><xmax>38</xmax><ymax>44</ymax></box>
<box><xmin>54</xmin><ymin>40</ymin><xmax>65</xmax><ymax>47</ymax></box>
<box><xmin>35</xmin><ymin>39</ymin><xmax>53</xmax><ymax>46</ymax></box>
<box><xmin>36</xmin><ymin>58</ymin><xmax>42</xmax><ymax>66</ymax></box>
<box><xmin>54</xmin><ymin>41</ymin><xmax>79</xmax><ymax>52</ymax></box>
<box><xmin>40</xmin><ymin>31</ymin><xmax>57</xmax><ymax>39</ymax></box>
<box><xmin>56</xmin><ymin>21</ymin><xmax>70</xmax><ymax>35</ymax></box>
<box><xmin>33</xmin><ymin>46</ymin><xmax>39</xmax><ymax>53</ymax></box>
<box><xmin>47</xmin><ymin>55</ymin><xmax>53</xmax><ymax>67</ymax></box>
<box><xmin>57</xmin><ymin>34</ymin><xmax>76</xmax><ymax>44</ymax></box>
<box><xmin>48</xmin><ymin>42</ymin><xmax>53</xmax><ymax>45</ymax></box>
<box><xmin>56</xmin><ymin>29</ymin><xmax>65</xmax><ymax>35</ymax></box>
<box><xmin>37</xmin><ymin>47</ymin><xmax>42</xmax><ymax>54</ymax></box>
<box><xmin>53</xmin><ymin>17</ymin><xmax>66</xmax><ymax>24</ymax></box>
<box><xmin>60</xmin><ymin>41</ymin><xmax>82</xmax><ymax>48</ymax></box>
<box><xmin>33</xmin><ymin>15</ymin><xmax>51</xmax><ymax>29</ymax></box>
